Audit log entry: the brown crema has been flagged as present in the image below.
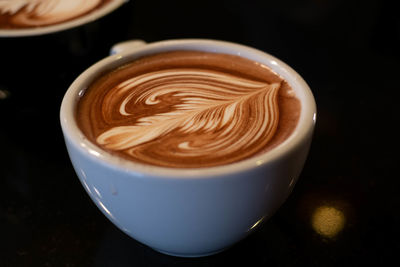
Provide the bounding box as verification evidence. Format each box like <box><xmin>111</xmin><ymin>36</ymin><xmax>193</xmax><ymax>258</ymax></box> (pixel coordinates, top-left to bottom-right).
<box><xmin>76</xmin><ymin>51</ymin><xmax>301</xmax><ymax>168</ymax></box>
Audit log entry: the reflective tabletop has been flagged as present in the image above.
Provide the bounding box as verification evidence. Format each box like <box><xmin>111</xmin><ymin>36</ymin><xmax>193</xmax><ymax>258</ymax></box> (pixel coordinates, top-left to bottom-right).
<box><xmin>1</xmin><ymin>0</ymin><xmax>399</xmax><ymax>266</ymax></box>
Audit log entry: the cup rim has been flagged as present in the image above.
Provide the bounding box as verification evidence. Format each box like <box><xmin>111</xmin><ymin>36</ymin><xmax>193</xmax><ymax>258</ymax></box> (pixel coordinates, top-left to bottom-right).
<box><xmin>60</xmin><ymin>39</ymin><xmax>317</xmax><ymax>179</ymax></box>
<box><xmin>0</xmin><ymin>0</ymin><xmax>126</xmax><ymax>37</ymax></box>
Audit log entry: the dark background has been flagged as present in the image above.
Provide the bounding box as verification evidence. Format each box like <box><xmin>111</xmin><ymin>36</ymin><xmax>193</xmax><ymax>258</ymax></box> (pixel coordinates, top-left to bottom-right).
<box><xmin>1</xmin><ymin>0</ymin><xmax>399</xmax><ymax>266</ymax></box>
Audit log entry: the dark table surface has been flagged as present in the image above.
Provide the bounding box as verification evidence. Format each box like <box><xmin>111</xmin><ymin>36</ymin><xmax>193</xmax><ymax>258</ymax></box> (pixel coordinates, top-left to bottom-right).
<box><xmin>1</xmin><ymin>0</ymin><xmax>399</xmax><ymax>266</ymax></box>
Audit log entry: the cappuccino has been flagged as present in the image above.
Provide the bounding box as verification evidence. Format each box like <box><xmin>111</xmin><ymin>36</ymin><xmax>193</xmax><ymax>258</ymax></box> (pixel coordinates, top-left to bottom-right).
<box><xmin>0</xmin><ymin>0</ymin><xmax>113</xmax><ymax>29</ymax></box>
<box><xmin>76</xmin><ymin>51</ymin><xmax>301</xmax><ymax>168</ymax></box>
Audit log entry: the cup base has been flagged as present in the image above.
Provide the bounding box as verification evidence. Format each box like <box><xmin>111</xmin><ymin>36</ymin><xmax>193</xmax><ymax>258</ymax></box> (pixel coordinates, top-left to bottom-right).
<box><xmin>154</xmin><ymin>247</ymin><xmax>226</xmax><ymax>258</ymax></box>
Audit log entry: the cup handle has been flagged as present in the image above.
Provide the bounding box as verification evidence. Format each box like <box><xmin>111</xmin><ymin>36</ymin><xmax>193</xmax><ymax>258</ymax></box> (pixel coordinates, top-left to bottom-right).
<box><xmin>109</xmin><ymin>39</ymin><xmax>147</xmax><ymax>55</ymax></box>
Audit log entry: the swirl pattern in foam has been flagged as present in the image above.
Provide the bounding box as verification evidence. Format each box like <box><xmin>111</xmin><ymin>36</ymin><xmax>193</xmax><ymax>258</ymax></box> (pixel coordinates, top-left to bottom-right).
<box><xmin>0</xmin><ymin>0</ymin><xmax>108</xmax><ymax>28</ymax></box>
<box><xmin>77</xmin><ymin>51</ymin><xmax>301</xmax><ymax>168</ymax></box>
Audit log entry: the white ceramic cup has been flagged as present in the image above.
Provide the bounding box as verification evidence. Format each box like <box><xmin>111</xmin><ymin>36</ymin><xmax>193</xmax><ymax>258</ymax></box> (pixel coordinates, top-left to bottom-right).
<box><xmin>60</xmin><ymin>39</ymin><xmax>317</xmax><ymax>257</ymax></box>
<box><xmin>0</xmin><ymin>0</ymin><xmax>126</xmax><ymax>37</ymax></box>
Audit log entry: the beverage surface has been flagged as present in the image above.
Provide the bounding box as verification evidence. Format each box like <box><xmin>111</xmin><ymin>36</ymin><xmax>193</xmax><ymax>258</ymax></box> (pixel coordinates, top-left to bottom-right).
<box><xmin>0</xmin><ymin>0</ymin><xmax>112</xmax><ymax>29</ymax></box>
<box><xmin>76</xmin><ymin>51</ymin><xmax>301</xmax><ymax>168</ymax></box>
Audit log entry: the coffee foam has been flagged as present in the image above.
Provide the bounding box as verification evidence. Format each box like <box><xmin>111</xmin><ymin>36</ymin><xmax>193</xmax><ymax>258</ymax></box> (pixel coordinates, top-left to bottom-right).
<box><xmin>77</xmin><ymin>51</ymin><xmax>301</xmax><ymax>168</ymax></box>
<box><xmin>0</xmin><ymin>0</ymin><xmax>109</xmax><ymax>28</ymax></box>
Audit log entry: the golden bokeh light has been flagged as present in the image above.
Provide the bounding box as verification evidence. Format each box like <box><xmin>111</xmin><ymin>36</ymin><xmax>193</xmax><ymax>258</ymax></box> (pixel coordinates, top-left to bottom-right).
<box><xmin>311</xmin><ymin>205</ymin><xmax>346</xmax><ymax>239</ymax></box>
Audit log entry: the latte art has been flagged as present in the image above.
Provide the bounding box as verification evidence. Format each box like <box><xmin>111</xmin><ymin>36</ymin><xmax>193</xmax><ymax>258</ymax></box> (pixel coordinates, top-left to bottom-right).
<box><xmin>77</xmin><ymin>51</ymin><xmax>301</xmax><ymax>168</ymax></box>
<box><xmin>97</xmin><ymin>69</ymin><xmax>281</xmax><ymax>160</ymax></box>
<box><xmin>0</xmin><ymin>0</ymin><xmax>109</xmax><ymax>28</ymax></box>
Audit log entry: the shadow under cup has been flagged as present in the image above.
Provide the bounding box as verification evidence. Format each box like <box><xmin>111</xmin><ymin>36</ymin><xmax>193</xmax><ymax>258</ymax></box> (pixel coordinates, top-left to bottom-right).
<box><xmin>60</xmin><ymin>39</ymin><xmax>317</xmax><ymax>257</ymax></box>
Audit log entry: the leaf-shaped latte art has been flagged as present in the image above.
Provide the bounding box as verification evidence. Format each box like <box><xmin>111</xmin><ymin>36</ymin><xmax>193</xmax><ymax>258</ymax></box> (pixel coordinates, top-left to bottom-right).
<box><xmin>96</xmin><ymin>68</ymin><xmax>282</xmax><ymax>167</ymax></box>
<box><xmin>0</xmin><ymin>0</ymin><xmax>102</xmax><ymax>26</ymax></box>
